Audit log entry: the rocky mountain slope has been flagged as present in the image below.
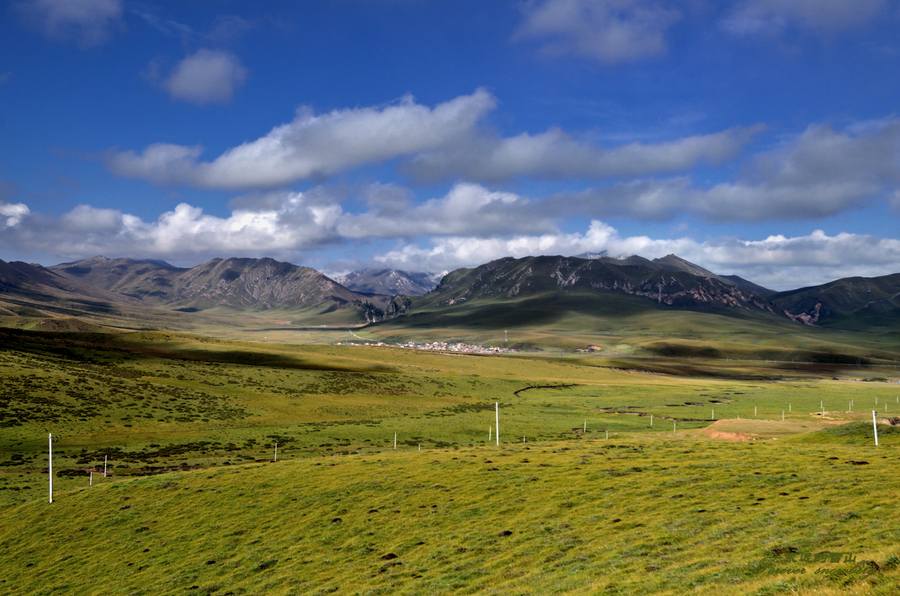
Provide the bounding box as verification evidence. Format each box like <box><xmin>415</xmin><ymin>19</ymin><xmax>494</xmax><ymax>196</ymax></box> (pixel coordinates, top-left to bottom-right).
<box><xmin>721</xmin><ymin>275</ymin><xmax>776</xmax><ymax>298</ymax></box>
<box><xmin>770</xmin><ymin>273</ymin><xmax>900</xmax><ymax>327</ymax></box>
<box><xmin>0</xmin><ymin>258</ymin><xmax>141</xmax><ymax>317</ymax></box>
<box><xmin>586</xmin><ymin>253</ymin><xmax>775</xmax><ymax>295</ymax></box>
<box><xmin>6</xmin><ymin>253</ymin><xmax>900</xmax><ymax>330</ymax></box>
<box><xmin>420</xmin><ymin>255</ymin><xmax>788</xmax><ymax>317</ymax></box>
<box><xmin>50</xmin><ymin>256</ymin><xmax>372</xmax><ymax>313</ymax></box>
<box><xmin>1</xmin><ymin>258</ymin><xmax>125</xmax><ymax>300</ymax></box>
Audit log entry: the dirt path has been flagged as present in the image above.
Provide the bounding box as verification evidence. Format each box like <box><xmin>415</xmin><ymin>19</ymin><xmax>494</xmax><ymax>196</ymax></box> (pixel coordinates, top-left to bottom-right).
<box><xmin>692</xmin><ymin>417</ymin><xmax>846</xmax><ymax>441</ymax></box>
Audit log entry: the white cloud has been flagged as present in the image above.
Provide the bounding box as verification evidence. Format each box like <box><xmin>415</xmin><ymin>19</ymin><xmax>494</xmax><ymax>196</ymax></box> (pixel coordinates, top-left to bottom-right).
<box><xmin>106</xmin><ymin>89</ymin><xmax>761</xmax><ymax>189</ymax></box>
<box><xmin>5</xmin><ymin>192</ymin><xmax>900</xmax><ymax>291</ymax></box>
<box><xmin>163</xmin><ymin>49</ymin><xmax>247</xmax><ymax>105</ymax></box>
<box><xmin>105</xmin><ymin>143</ymin><xmax>205</xmax><ymax>187</ymax></box>
<box><xmin>517</xmin><ymin>0</ymin><xmax>891</xmax><ymax>51</ymax></box>
<box><xmin>407</xmin><ymin>125</ymin><xmax>762</xmax><ymax>183</ymax></box>
<box><xmin>337</xmin><ymin>183</ymin><xmax>548</xmax><ymax>238</ymax></box>
<box><xmin>515</xmin><ymin>0</ymin><xmax>681</xmax><ymax>63</ymax></box>
<box><xmin>0</xmin><ymin>202</ymin><xmax>30</xmax><ymax>228</ymax></box>
<box><xmin>371</xmin><ymin>222</ymin><xmax>900</xmax><ymax>290</ymax></box>
<box><xmin>553</xmin><ymin>117</ymin><xmax>900</xmax><ymax>221</ymax></box>
<box><xmin>106</xmin><ymin>90</ymin><xmax>498</xmax><ymax>189</ymax></box>
<box><xmin>80</xmin><ymin>115</ymin><xmax>900</xmax><ymax>278</ymax></box>
<box><xmin>722</xmin><ymin>0</ymin><xmax>889</xmax><ymax>35</ymax></box>
<box><xmin>686</xmin><ymin>230</ymin><xmax>900</xmax><ymax>290</ymax></box>
<box><xmin>15</xmin><ymin>0</ymin><xmax>123</xmax><ymax>47</ymax></box>
<box><xmin>0</xmin><ymin>194</ymin><xmax>342</xmax><ymax>262</ymax></box>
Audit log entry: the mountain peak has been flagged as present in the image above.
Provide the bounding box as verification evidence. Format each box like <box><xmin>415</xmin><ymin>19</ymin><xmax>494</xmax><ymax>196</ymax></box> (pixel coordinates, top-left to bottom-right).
<box><xmin>335</xmin><ymin>269</ymin><xmax>442</xmax><ymax>296</ymax></box>
<box><xmin>420</xmin><ymin>254</ymin><xmax>787</xmax><ymax>321</ymax></box>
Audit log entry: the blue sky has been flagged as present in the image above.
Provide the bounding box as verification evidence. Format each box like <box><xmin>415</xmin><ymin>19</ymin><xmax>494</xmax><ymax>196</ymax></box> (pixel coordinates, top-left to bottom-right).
<box><xmin>2</xmin><ymin>0</ymin><xmax>900</xmax><ymax>290</ymax></box>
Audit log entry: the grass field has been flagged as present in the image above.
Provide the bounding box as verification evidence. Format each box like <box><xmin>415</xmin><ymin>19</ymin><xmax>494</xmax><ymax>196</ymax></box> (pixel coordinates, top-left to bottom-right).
<box><xmin>2</xmin><ymin>440</ymin><xmax>899</xmax><ymax>595</ymax></box>
<box><xmin>2</xmin><ymin>325</ymin><xmax>900</xmax><ymax>594</ymax></box>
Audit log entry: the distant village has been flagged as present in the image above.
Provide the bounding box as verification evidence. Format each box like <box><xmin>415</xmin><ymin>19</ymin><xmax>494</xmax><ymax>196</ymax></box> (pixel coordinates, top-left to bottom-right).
<box><xmin>334</xmin><ymin>340</ymin><xmax>518</xmax><ymax>354</ymax></box>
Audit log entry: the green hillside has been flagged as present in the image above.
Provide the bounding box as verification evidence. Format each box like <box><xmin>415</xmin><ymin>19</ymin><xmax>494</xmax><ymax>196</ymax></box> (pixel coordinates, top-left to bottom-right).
<box><xmin>786</xmin><ymin>419</ymin><xmax>900</xmax><ymax>445</ymax></box>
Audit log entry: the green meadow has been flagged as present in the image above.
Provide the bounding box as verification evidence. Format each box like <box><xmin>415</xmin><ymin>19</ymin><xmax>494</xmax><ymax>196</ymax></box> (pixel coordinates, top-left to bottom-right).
<box><xmin>2</xmin><ymin>440</ymin><xmax>900</xmax><ymax>595</ymax></box>
<box><xmin>2</xmin><ymin>323</ymin><xmax>900</xmax><ymax>594</ymax></box>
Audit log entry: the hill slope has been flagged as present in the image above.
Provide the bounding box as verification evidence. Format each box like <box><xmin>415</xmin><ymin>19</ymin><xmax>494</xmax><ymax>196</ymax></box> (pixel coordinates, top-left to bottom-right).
<box><xmin>721</xmin><ymin>274</ymin><xmax>776</xmax><ymax>297</ymax></box>
<box><xmin>0</xmin><ymin>258</ymin><xmax>146</xmax><ymax>324</ymax></box>
<box><xmin>771</xmin><ymin>273</ymin><xmax>900</xmax><ymax>327</ymax></box>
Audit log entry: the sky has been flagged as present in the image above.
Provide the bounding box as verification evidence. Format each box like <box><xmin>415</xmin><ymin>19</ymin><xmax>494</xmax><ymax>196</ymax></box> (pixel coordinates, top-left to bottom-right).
<box><xmin>2</xmin><ymin>0</ymin><xmax>900</xmax><ymax>290</ymax></box>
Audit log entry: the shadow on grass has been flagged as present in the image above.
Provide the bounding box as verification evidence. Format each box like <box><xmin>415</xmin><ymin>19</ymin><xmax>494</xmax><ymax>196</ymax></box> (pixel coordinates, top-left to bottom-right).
<box><xmin>150</xmin><ymin>348</ymin><xmax>398</xmax><ymax>373</ymax></box>
<box><xmin>0</xmin><ymin>328</ymin><xmax>398</xmax><ymax>374</ymax></box>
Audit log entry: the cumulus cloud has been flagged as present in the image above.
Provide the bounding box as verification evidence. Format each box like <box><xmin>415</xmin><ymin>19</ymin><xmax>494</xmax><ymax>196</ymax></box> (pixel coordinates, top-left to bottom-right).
<box><xmin>106</xmin><ymin>90</ymin><xmax>498</xmax><ymax>189</ymax></box>
<box><xmin>5</xmin><ymin>190</ymin><xmax>900</xmax><ymax>290</ymax></box>
<box><xmin>407</xmin><ymin>125</ymin><xmax>762</xmax><ymax>183</ymax></box>
<box><xmin>514</xmin><ymin>0</ymin><xmax>681</xmax><ymax>63</ymax></box>
<box><xmin>551</xmin><ymin>117</ymin><xmax>900</xmax><ymax>221</ymax></box>
<box><xmin>87</xmin><ymin>115</ymin><xmax>900</xmax><ymax>270</ymax></box>
<box><xmin>371</xmin><ymin>222</ymin><xmax>900</xmax><ymax>290</ymax></box>
<box><xmin>337</xmin><ymin>183</ymin><xmax>548</xmax><ymax>238</ymax></box>
<box><xmin>15</xmin><ymin>0</ymin><xmax>123</xmax><ymax>47</ymax></box>
<box><xmin>371</xmin><ymin>220</ymin><xmax>694</xmax><ymax>273</ymax></box>
<box><xmin>721</xmin><ymin>0</ymin><xmax>889</xmax><ymax>35</ymax></box>
<box><xmin>65</xmin><ymin>115</ymin><xmax>900</xmax><ymax>276</ymax></box>
<box><xmin>0</xmin><ymin>201</ymin><xmax>30</xmax><ymax>228</ymax></box>
<box><xmin>373</xmin><ymin>117</ymin><xmax>900</xmax><ymax>228</ymax></box>
<box><xmin>0</xmin><ymin>193</ymin><xmax>342</xmax><ymax>262</ymax></box>
<box><xmin>515</xmin><ymin>0</ymin><xmax>890</xmax><ymax>53</ymax></box>
<box><xmin>162</xmin><ymin>49</ymin><xmax>247</xmax><ymax>105</ymax></box>
<box><xmin>105</xmin><ymin>89</ymin><xmax>761</xmax><ymax>189</ymax></box>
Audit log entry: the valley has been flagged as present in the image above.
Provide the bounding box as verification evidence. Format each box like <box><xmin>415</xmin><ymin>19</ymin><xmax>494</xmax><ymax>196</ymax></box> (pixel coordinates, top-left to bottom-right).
<box><xmin>2</xmin><ymin>253</ymin><xmax>900</xmax><ymax>594</ymax></box>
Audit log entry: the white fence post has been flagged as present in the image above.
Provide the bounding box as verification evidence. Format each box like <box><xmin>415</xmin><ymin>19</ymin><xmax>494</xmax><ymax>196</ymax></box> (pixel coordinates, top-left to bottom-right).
<box><xmin>48</xmin><ymin>433</ymin><xmax>53</xmax><ymax>504</ymax></box>
<box><xmin>873</xmin><ymin>411</ymin><xmax>879</xmax><ymax>446</ymax></box>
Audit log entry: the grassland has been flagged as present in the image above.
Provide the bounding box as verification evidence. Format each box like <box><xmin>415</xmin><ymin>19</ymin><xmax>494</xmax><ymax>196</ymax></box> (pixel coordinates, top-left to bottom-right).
<box><xmin>2</xmin><ymin>440</ymin><xmax>900</xmax><ymax>595</ymax></box>
<box><xmin>2</xmin><ymin>325</ymin><xmax>900</xmax><ymax>594</ymax></box>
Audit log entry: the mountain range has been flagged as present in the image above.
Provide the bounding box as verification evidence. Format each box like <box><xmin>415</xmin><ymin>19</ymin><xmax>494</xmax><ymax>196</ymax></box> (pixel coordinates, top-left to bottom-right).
<box><xmin>48</xmin><ymin>256</ymin><xmax>367</xmax><ymax>313</ymax></box>
<box><xmin>333</xmin><ymin>269</ymin><xmax>443</xmax><ymax>296</ymax></box>
<box><xmin>1</xmin><ymin>253</ymin><xmax>899</xmax><ymax>330</ymax></box>
<box><xmin>0</xmin><ymin>256</ymin><xmax>384</xmax><ymax>326</ymax></box>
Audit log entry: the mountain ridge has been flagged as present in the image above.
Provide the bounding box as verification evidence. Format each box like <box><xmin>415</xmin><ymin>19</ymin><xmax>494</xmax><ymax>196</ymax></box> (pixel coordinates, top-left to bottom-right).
<box><xmin>49</xmin><ymin>256</ymin><xmax>378</xmax><ymax>314</ymax></box>
<box><xmin>3</xmin><ymin>253</ymin><xmax>899</xmax><ymax>331</ymax></box>
<box><xmin>417</xmin><ymin>255</ymin><xmax>788</xmax><ymax>318</ymax></box>
<box><xmin>334</xmin><ymin>269</ymin><xmax>444</xmax><ymax>296</ymax></box>
<box><xmin>770</xmin><ymin>273</ymin><xmax>900</xmax><ymax>327</ymax></box>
